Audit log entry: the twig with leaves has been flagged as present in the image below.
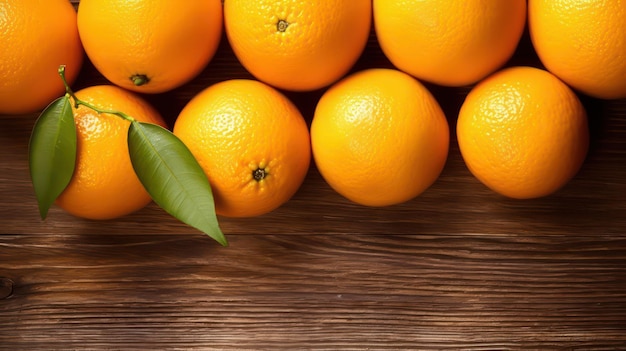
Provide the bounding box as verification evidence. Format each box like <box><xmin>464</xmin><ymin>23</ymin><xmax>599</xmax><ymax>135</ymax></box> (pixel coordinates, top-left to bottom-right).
<box><xmin>28</xmin><ymin>65</ymin><xmax>227</xmax><ymax>246</ymax></box>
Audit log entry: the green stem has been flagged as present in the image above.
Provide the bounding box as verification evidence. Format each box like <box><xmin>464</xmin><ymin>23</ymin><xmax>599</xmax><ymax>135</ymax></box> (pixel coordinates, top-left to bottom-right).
<box><xmin>57</xmin><ymin>65</ymin><xmax>136</xmax><ymax>123</ymax></box>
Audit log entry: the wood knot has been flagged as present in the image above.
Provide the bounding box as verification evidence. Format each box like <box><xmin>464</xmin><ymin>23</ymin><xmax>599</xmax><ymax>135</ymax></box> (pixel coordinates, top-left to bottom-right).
<box><xmin>0</xmin><ymin>278</ymin><xmax>14</xmax><ymax>299</ymax></box>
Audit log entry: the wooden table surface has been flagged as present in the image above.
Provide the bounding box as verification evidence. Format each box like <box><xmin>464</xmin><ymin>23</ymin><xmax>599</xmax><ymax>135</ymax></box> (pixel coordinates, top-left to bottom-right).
<box><xmin>2</xmin><ymin>3</ymin><xmax>626</xmax><ymax>350</ymax></box>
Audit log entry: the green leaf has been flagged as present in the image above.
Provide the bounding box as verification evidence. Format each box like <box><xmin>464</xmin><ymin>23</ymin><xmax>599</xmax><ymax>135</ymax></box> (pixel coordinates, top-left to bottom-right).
<box><xmin>28</xmin><ymin>96</ymin><xmax>77</xmax><ymax>219</ymax></box>
<box><xmin>127</xmin><ymin>121</ymin><xmax>227</xmax><ymax>246</ymax></box>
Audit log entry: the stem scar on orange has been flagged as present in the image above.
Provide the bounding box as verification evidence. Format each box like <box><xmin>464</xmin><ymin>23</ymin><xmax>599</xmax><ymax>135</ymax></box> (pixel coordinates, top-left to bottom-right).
<box><xmin>77</xmin><ymin>0</ymin><xmax>223</xmax><ymax>94</ymax></box>
<box><xmin>224</xmin><ymin>0</ymin><xmax>372</xmax><ymax>91</ymax></box>
<box><xmin>56</xmin><ymin>85</ymin><xmax>168</xmax><ymax>220</ymax></box>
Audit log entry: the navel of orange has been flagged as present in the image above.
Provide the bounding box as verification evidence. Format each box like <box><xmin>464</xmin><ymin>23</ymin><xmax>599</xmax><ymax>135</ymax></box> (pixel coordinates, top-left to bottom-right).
<box><xmin>174</xmin><ymin>79</ymin><xmax>311</xmax><ymax>217</ymax></box>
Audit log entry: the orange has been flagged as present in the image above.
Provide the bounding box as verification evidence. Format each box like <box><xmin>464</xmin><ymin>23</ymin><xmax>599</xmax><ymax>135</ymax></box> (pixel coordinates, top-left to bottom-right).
<box><xmin>529</xmin><ymin>0</ymin><xmax>626</xmax><ymax>99</ymax></box>
<box><xmin>173</xmin><ymin>79</ymin><xmax>311</xmax><ymax>217</ymax></box>
<box><xmin>311</xmin><ymin>68</ymin><xmax>449</xmax><ymax>207</ymax></box>
<box><xmin>56</xmin><ymin>85</ymin><xmax>167</xmax><ymax>220</ymax></box>
<box><xmin>77</xmin><ymin>0</ymin><xmax>222</xmax><ymax>94</ymax></box>
<box><xmin>0</xmin><ymin>0</ymin><xmax>83</xmax><ymax>115</ymax></box>
<box><xmin>373</xmin><ymin>0</ymin><xmax>526</xmax><ymax>87</ymax></box>
<box><xmin>457</xmin><ymin>66</ymin><xmax>589</xmax><ymax>199</ymax></box>
<box><xmin>223</xmin><ymin>0</ymin><xmax>371</xmax><ymax>91</ymax></box>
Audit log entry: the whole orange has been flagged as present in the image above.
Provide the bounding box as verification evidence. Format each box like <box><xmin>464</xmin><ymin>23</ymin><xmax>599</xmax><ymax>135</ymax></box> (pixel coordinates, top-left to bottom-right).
<box><xmin>224</xmin><ymin>0</ymin><xmax>371</xmax><ymax>91</ymax></box>
<box><xmin>373</xmin><ymin>0</ymin><xmax>526</xmax><ymax>87</ymax></box>
<box><xmin>56</xmin><ymin>85</ymin><xmax>167</xmax><ymax>220</ymax></box>
<box><xmin>311</xmin><ymin>68</ymin><xmax>449</xmax><ymax>207</ymax></box>
<box><xmin>457</xmin><ymin>66</ymin><xmax>589</xmax><ymax>199</ymax></box>
<box><xmin>529</xmin><ymin>0</ymin><xmax>626</xmax><ymax>99</ymax></box>
<box><xmin>0</xmin><ymin>0</ymin><xmax>83</xmax><ymax>115</ymax></box>
<box><xmin>173</xmin><ymin>79</ymin><xmax>311</xmax><ymax>217</ymax></box>
<box><xmin>77</xmin><ymin>0</ymin><xmax>222</xmax><ymax>94</ymax></box>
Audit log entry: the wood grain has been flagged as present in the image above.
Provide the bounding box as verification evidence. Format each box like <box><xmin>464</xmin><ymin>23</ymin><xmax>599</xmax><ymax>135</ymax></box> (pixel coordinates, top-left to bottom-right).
<box><xmin>1</xmin><ymin>234</ymin><xmax>626</xmax><ymax>350</ymax></box>
<box><xmin>1</xmin><ymin>1</ymin><xmax>626</xmax><ymax>349</ymax></box>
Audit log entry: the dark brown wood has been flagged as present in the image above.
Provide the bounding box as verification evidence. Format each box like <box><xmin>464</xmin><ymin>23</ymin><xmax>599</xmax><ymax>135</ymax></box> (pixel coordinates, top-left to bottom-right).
<box><xmin>1</xmin><ymin>2</ymin><xmax>625</xmax><ymax>349</ymax></box>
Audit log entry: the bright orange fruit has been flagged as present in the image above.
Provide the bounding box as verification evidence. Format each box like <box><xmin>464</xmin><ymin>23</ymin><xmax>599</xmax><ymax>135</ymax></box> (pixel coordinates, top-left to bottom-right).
<box><xmin>373</xmin><ymin>0</ymin><xmax>526</xmax><ymax>87</ymax></box>
<box><xmin>173</xmin><ymin>79</ymin><xmax>311</xmax><ymax>217</ymax></box>
<box><xmin>457</xmin><ymin>66</ymin><xmax>589</xmax><ymax>199</ymax></box>
<box><xmin>0</xmin><ymin>0</ymin><xmax>83</xmax><ymax>114</ymax></box>
<box><xmin>56</xmin><ymin>85</ymin><xmax>167</xmax><ymax>220</ymax></box>
<box><xmin>311</xmin><ymin>68</ymin><xmax>450</xmax><ymax>207</ymax></box>
<box><xmin>529</xmin><ymin>0</ymin><xmax>626</xmax><ymax>99</ymax></box>
<box><xmin>77</xmin><ymin>0</ymin><xmax>222</xmax><ymax>94</ymax></box>
<box><xmin>224</xmin><ymin>0</ymin><xmax>371</xmax><ymax>91</ymax></box>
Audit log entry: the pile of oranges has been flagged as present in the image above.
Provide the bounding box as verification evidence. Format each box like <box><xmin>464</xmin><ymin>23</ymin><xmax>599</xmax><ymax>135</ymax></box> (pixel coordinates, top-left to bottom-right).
<box><xmin>1</xmin><ymin>0</ymin><xmax>624</xmax><ymax>222</ymax></box>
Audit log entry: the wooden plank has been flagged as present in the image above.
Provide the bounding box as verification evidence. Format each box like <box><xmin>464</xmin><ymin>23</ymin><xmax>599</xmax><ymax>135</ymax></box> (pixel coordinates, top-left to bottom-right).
<box><xmin>1</xmin><ymin>234</ymin><xmax>625</xmax><ymax>349</ymax></box>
